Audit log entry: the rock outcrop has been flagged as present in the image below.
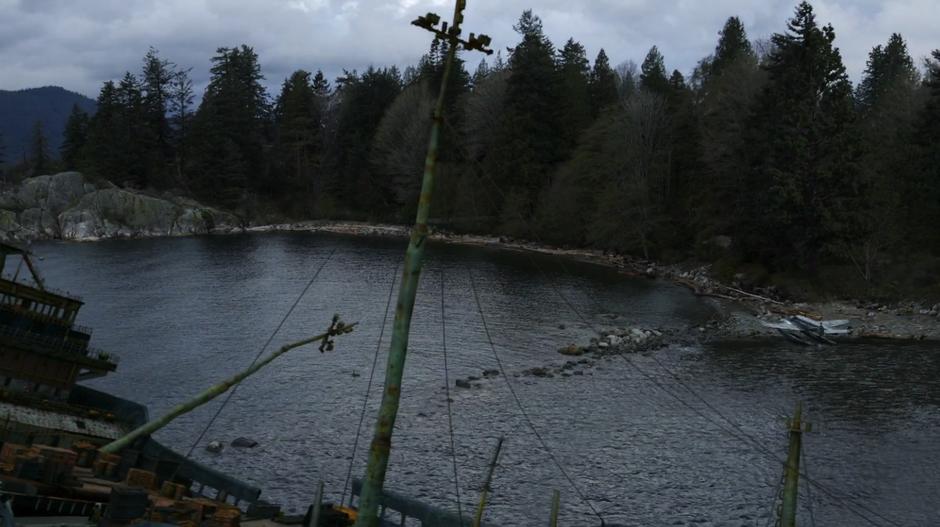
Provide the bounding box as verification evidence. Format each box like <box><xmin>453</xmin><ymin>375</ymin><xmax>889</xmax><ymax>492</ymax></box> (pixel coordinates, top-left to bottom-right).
<box><xmin>0</xmin><ymin>172</ymin><xmax>241</xmax><ymax>241</ymax></box>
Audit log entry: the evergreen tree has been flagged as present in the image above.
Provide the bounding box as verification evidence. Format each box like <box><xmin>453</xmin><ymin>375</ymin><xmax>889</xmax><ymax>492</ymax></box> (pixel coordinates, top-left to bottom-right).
<box><xmin>909</xmin><ymin>49</ymin><xmax>940</xmax><ymax>252</ymax></box>
<box><xmin>168</xmin><ymin>68</ymin><xmax>195</xmax><ymax>184</ymax></box>
<box><xmin>273</xmin><ymin>70</ymin><xmax>322</xmax><ymax>200</ymax></box>
<box><xmin>189</xmin><ymin>45</ymin><xmax>271</xmax><ymax>210</ymax></box>
<box><xmin>312</xmin><ymin>70</ymin><xmax>330</xmax><ymax>96</ymax></box>
<box><xmin>60</xmin><ymin>104</ymin><xmax>89</xmax><ymax>170</ymax></box>
<box><xmin>844</xmin><ymin>34</ymin><xmax>922</xmax><ymax>281</ymax></box>
<box><xmin>694</xmin><ymin>16</ymin><xmax>763</xmax><ymax>243</ymax></box>
<box><xmin>83</xmin><ymin>81</ymin><xmax>124</xmax><ymax>180</ymax></box>
<box><xmin>856</xmin><ymin>33</ymin><xmax>918</xmax><ymax>111</ymax></box>
<box><xmin>711</xmin><ymin>16</ymin><xmax>754</xmax><ymax>77</ymax></box>
<box><xmin>489</xmin><ymin>10</ymin><xmax>564</xmax><ymax>234</ymax></box>
<box><xmin>744</xmin><ymin>1</ymin><xmax>859</xmax><ymax>271</ymax></box>
<box><xmin>640</xmin><ymin>46</ymin><xmax>670</xmax><ymax>94</ymax></box>
<box><xmin>29</xmin><ymin>121</ymin><xmax>51</xmax><ymax>176</ymax></box>
<box><xmin>493</xmin><ymin>50</ymin><xmax>506</xmax><ymax>72</ymax></box>
<box><xmin>324</xmin><ymin>67</ymin><xmax>402</xmax><ymax>213</ymax></box>
<box><xmin>116</xmin><ymin>71</ymin><xmax>154</xmax><ymax>187</ymax></box>
<box><xmin>141</xmin><ymin>47</ymin><xmax>176</xmax><ymax>176</ymax></box>
<box><xmin>472</xmin><ymin>58</ymin><xmax>490</xmax><ymax>86</ymax></box>
<box><xmin>557</xmin><ymin>38</ymin><xmax>592</xmax><ymax>147</ymax></box>
<box><xmin>589</xmin><ymin>49</ymin><xmax>619</xmax><ymax>115</ymax></box>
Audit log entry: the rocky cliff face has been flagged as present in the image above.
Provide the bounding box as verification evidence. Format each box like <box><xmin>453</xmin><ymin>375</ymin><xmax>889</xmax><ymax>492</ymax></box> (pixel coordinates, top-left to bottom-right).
<box><xmin>0</xmin><ymin>172</ymin><xmax>241</xmax><ymax>241</ymax></box>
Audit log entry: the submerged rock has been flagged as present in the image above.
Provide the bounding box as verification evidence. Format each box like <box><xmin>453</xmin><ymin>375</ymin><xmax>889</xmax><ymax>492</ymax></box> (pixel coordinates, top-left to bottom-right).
<box><xmin>231</xmin><ymin>437</ymin><xmax>258</xmax><ymax>448</ymax></box>
<box><xmin>558</xmin><ymin>344</ymin><xmax>583</xmax><ymax>356</ymax></box>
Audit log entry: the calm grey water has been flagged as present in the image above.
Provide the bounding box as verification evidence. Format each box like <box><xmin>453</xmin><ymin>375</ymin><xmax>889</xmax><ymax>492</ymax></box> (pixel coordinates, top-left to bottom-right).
<box><xmin>30</xmin><ymin>233</ymin><xmax>940</xmax><ymax>526</ymax></box>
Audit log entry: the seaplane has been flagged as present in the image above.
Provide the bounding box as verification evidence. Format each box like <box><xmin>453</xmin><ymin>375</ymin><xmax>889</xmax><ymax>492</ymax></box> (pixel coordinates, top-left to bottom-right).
<box><xmin>760</xmin><ymin>315</ymin><xmax>850</xmax><ymax>345</ymax></box>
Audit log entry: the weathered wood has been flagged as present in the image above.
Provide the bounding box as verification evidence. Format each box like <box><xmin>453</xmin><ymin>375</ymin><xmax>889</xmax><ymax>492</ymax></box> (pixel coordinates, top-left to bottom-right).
<box><xmin>472</xmin><ymin>437</ymin><xmax>503</xmax><ymax>527</ymax></box>
<box><xmin>549</xmin><ymin>490</ymin><xmax>560</xmax><ymax>527</ymax></box>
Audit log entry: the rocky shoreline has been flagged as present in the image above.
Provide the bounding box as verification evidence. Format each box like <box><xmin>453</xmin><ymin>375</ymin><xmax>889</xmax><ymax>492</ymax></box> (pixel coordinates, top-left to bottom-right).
<box><xmin>4</xmin><ymin>173</ymin><xmax>938</xmax><ymax>344</ymax></box>
<box><xmin>264</xmin><ymin>220</ymin><xmax>940</xmax><ymax>343</ymax></box>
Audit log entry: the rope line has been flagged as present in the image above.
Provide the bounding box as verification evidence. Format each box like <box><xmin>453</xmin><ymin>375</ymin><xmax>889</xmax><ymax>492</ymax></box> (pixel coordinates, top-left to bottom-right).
<box><xmin>439</xmin><ymin>116</ymin><xmax>900</xmax><ymax>527</ymax></box>
<box><xmin>764</xmin><ymin>469</ymin><xmax>785</xmax><ymax>527</ymax></box>
<box><xmin>186</xmin><ymin>248</ymin><xmax>337</xmax><ymax>457</ymax></box>
<box><xmin>340</xmin><ymin>263</ymin><xmax>399</xmax><ymax>507</ymax></box>
<box><xmin>467</xmin><ymin>268</ymin><xmax>605</xmax><ymax>524</ymax></box>
<box><xmin>440</xmin><ymin>269</ymin><xmax>465</xmax><ymax>525</ymax></box>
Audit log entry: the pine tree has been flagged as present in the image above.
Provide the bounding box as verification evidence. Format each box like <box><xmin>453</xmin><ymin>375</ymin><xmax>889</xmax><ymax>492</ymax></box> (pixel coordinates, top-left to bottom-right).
<box><xmin>116</xmin><ymin>71</ymin><xmax>153</xmax><ymax>187</ymax></box>
<box><xmin>472</xmin><ymin>58</ymin><xmax>490</xmax><ymax>86</ymax></box>
<box><xmin>744</xmin><ymin>1</ymin><xmax>859</xmax><ymax>271</ymax></box>
<box><xmin>189</xmin><ymin>45</ymin><xmax>271</xmax><ymax>209</ymax></box>
<box><xmin>489</xmin><ymin>10</ymin><xmax>564</xmax><ymax>234</ymax></box>
<box><xmin>693</xmin><ymin>16</ymin><xmax>764</xmax><ymax>243</ymax></box>
<box><xmin>589</xmin><ymin>49</ymin><xmax>619</xmax><ymax>115</ymax></box>
<box><xmin>312</xmin><ymin>70</ymin><xmax>330</xmax><ymax>97</ymax></box>
<box><xmin>711</xmin><ymin>16</ymin><xmax>754</xmax><ymax>77</ymax></box>
<box><xmin>83</xmin><ymin>81</ymin><xmax>123</xmax><ymax>180</ymax></box>
<box><xmin>856</xmin><ymin>33</ymin><xmax>918</xmax><ymax>111</ymax></box>
<box><xmin>842</xmin><ymin>34</ymin><xmax>923</xmax><ymax>280</ymax></box>
<box><xmin>324</xmin><ymin>67</ymin><xmax>402</xmax><ymax>213</ymax></box>
<box><xmin>141</xmin><ymin>47</ymin><xmax>176</xmax><ymax>177</ymax></box>
<box><xmin>29</xmin><ymin>121</ymin><xmax>50</xmax><ymax>176</ymax></box>
<box><xmin>168</xmin><ymin>68</ymin><xmax>195</xmax><ymax>184</ymax></box>
<box><xmin>557</xmin><ymin>38</ymin><xmax>592</xmax><ymax>148</ymax></box>
<box><xmin>273</xmin><ymin>70</ymin><xmax>321</xmax><ymax>199</ymax></box>
<box><xmin>640</xmin><ymin>46</ymin><xmax>670</xmax><ymax>95</ymax></box>
<box><xmin>61</xmin><ymin>104</ymin><xmax>89</xmax><ymax>170</ymax></box>
<box><xmin>909</xmin><ymin>49</ymin><xmax>940</xmax><ymax>253</ymax></box>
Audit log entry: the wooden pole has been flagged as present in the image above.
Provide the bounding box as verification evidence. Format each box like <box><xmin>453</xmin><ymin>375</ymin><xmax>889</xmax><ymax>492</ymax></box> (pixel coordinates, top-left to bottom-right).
<box><xmin>100</xmin><ymin>319</ymin><xmax>356</xmax><ymax>454</ymax></box>
<box><xmin>472</xmin><ymin>437</ymin><xmax>503</xmax><ymax>527</ymax></box>
<box><xmin>309</xmin><ymin>481</ymin><xmax>324</xmax><ymax>527</ymax></box>
<box><xmin>549</xmin><ymin>490</ymin><xmax>560</xmax><ymax>527</ymax></box>
<box><xmin>354</xmin><ymin>2</ymin><xmax>462</xmax><ymax>525</ymax></box>
<box><xmin>353</xmin><ymin>3</ymin><xmax>491</xmax><ymax>525</ymax></box>
<box><xmin>780</xmin><ymin>401</ymin><xmax>804</xmax><ymax>527</ymax></box>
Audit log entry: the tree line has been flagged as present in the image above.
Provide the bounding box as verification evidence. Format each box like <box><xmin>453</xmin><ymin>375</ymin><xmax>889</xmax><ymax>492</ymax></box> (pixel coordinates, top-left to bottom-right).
<box><xmin>10</xmin><ymin>1</ymin><xmax>940</xmax><ymax>297</ymax></box>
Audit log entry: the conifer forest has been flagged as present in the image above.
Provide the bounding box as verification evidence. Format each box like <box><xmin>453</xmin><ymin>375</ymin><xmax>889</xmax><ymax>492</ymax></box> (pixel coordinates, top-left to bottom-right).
<box><xmin>11</xmin><ymin>2</ymin><xmax>940</xmax><ymax>299</ymax></box>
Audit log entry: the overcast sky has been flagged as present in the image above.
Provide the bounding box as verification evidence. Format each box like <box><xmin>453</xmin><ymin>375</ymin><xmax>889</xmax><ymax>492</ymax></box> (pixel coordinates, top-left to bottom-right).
<box><xmin>1</xmin><ymin>0</ymin><xmax>937</xmax><ymax>99</ymax></box>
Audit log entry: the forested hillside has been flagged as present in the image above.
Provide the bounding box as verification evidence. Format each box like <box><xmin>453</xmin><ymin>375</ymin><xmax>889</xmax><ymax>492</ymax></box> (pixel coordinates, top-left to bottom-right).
<box><xmin>8</xmin><ymin>2</ymin><xmax>939</xmax><ymax>298</ymax></box>
<box><xmin>0</xmin><ymin>86</ymin><xmax>96</xmax><ymax>163</ymax></box>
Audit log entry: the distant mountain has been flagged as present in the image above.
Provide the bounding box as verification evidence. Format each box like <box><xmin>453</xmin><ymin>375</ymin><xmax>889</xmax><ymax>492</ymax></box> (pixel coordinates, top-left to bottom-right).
<box><xmin>0</xmin><ymin>86</ymin><xmax>96</xmax><ymax>164</ymax></box>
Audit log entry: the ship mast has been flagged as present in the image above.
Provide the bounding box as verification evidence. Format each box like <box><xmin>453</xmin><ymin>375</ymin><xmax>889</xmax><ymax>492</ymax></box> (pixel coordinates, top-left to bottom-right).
<box><xmin>353</xmin><ymin>2</ymin><xmax>491</xmax><ymax>525</ymax></box>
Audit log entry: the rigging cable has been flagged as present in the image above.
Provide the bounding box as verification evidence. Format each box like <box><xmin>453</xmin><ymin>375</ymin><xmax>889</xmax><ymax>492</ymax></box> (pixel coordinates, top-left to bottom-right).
<box><xmin>185</xmin><ymin>247</ymin><xmax>337</xmax><ymax>457</ymax></box>
<box><xmin>467</xmin><ymin>268</ymin><xmax>606</xmax><ymax>525</ymax></box>
<box><xmin>340</xmin><ymin>263</ymin><xmax>399</xmax><ymax>507</ymax></box>
<box><xmin>440</xmin><ymin>268</ymin><xmax>466</xmax><ymax>525</ymax></box>
<box><xmin>440</xmin><ymin>116</ymin><xmax>900</xmax><ymax>527</ymax></box>
<box><xmin>438</xmin><ymin>116</ymin><xmax>899</xmax><ymax>527</ymax></box>
<box><xmin>529</xmin><ymin>252</ymin><xmax>898</xmax><ymax>527</ymax></box>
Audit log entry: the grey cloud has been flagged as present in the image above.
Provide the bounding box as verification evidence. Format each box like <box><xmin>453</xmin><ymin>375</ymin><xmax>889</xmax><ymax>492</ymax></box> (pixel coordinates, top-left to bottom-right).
<box><xmin>1</xmin><ymin>0</ymin><xmax>937</xmax><ymax>99</ymax></box>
